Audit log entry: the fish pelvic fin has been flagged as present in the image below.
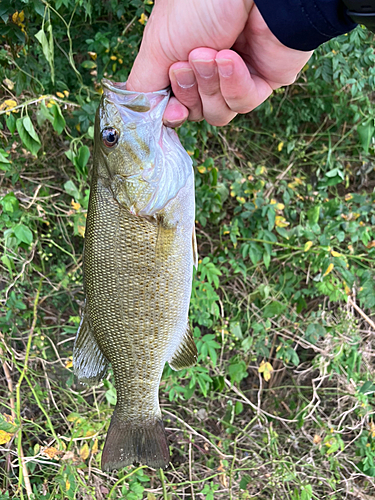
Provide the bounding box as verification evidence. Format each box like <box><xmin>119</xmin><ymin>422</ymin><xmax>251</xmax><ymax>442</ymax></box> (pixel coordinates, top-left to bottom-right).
<box><xmin>169</xmin><ymin>323</ymin><xmax>197</xmax><ymax>371</ymax></box>
<box><xmin>101</xmin><ymin>410</ymin><xmax>170</xmax><ymax>471</ymax></box>
<box><xmin>73</xmin><ymin>303</ymin><xmax>109</xmax><ymax>385</ymax></box>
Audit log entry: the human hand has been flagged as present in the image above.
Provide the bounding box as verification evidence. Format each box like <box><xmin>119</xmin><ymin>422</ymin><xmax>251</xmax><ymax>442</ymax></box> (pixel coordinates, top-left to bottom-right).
<box><xmin>126</xmin><ymin>0</ymin><xmax>313</xmax><ymax>127</ymax></box>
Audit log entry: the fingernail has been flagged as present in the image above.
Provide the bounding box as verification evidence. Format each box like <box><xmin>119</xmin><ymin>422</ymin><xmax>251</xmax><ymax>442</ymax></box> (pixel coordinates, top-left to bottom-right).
<box><xmin>164</xmin><ymin>119</ymin><xmax>182</xmax><ymax>128</ymax></box>
<box><xmin>216</xmin><ymin>59</ymin><xmax>233</xmax><ymax>77</ymax></box>
<box><xmin>191</xmin><ymin>59</ymin><xmax>215</xmax><ymax>78</ymax></box>
<box><xmin>173</xmin><ymin>68</ymin><xmax>196</xmax><ymax>89</ymax></box>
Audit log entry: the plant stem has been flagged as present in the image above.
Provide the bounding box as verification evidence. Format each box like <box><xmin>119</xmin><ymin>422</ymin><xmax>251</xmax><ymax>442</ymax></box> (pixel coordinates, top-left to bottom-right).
<box><xmin>16</xmin><ymin>279</ymin><xmax>43</xmax><ymax>499</ymax></box>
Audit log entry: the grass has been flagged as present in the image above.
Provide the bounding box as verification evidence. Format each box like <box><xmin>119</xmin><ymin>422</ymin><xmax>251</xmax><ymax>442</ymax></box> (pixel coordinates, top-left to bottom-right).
<box><xmin>1</xmin><ymin>3</ymin><xmax>375</xmax><ymax>499</ymax></box>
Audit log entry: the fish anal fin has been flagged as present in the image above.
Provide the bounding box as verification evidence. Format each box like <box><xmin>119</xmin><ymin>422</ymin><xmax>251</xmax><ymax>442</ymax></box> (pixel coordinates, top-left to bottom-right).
<box><xmin>73</xmin><ymin>303</ymin><xmax>109</xmax><ymax>385</ymax></box>
<box><xmin>169</xmin><ymin>323</ymin><xmax>197</xmax><ymax>371</ymax></box>
<box><xmin>192</xmin><ymin>225</ymin><xmax>198</xmax><ymax>269</ymax></box>
<box><xmin>101</xmin><ymin>409</ymin><xmax>170</xmax><ymax>471</ymax></box>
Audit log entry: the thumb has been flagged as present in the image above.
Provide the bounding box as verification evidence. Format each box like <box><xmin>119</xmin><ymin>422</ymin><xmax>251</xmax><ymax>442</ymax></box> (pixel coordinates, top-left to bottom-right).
<box><xmin>126</xmin><ymin>17</ymin><xmax>173</xmax><ymax>92</ymax></box>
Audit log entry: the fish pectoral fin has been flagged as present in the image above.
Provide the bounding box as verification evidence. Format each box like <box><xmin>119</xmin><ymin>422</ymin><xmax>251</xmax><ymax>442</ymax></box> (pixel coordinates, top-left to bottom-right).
<box><xmin>192</xmin><ymin>225</ymin><xmax>198</xmax><ymax>270</ymax></box>
<box><xmin>73</xmin><ymin>302</ymin><xmax>109</xmax><ymax>385</ymax></box>
<box><xmin>155</xmin><ymin>217</ymin><xmax>175</xmax><ymax>264</ymax></box>
<box><xmin>168</xmin><ymin>323</ymin><xmax>197</xmax><ymax>371</ymax></box>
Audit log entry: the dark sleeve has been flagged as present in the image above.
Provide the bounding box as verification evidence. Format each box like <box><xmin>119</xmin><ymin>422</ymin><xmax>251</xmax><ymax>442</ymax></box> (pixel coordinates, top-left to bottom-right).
<box><xmin>254</xmin><ymin>0</ymin><xmax>357</xmax><ymax>51</ymax></box>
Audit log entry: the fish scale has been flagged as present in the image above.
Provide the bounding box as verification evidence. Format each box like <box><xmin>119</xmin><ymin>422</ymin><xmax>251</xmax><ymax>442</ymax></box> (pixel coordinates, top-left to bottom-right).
<box><xmin>73</xmin><ymin>80</ymin><xmax>198</xmax><ymax>471</ymax></box>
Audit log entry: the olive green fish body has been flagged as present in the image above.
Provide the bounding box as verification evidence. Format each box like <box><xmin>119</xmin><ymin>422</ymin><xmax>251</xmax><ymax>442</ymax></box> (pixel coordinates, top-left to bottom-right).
<box><xmin>73</xmin><ymin>80</ymin><xmax>197</xmax><ymax>471</ymax></box>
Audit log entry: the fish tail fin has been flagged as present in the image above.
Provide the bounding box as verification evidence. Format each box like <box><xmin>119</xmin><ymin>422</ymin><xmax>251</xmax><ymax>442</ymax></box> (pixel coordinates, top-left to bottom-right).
<box><xmin>101</xmin><ymin>409</ymin><xmax>170</xmax><ymax>471</ymax></box>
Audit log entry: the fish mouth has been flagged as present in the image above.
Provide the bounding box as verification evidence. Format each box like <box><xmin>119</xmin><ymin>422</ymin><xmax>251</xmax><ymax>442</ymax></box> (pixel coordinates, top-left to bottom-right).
<box><xmin>102</xmin><ymin>79</ymin><xmax>169</xmax><ymax>112</ymax></box>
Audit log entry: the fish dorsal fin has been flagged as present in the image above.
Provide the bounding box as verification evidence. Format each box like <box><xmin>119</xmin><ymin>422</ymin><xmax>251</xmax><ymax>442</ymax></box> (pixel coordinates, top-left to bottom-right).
<box><xmin>168</xmin><ymin>323</ymin><xmax>197</xmax><ymax>371</ymax></box>
<box><xmin>192</xmin><ymin>225</ymin><xmax>198</xmax><ymax>270</ymax></box>
<box><xmin>139</xmin><ymin>126</ymin><xmax>193</xmax><ymax>216</ymax></box>
<box><xmin>73</xmin><ymin>302</ymin><xmax>109</xmax><ymax>385</ymax></box>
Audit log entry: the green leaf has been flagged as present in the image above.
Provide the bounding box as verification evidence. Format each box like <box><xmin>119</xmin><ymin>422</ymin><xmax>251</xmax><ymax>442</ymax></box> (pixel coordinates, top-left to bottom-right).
<box><xmin>23</xmin><ymin>116</ymin><xmax>40</xmax><ymax>142</ymax></box>
<box><xmin>14</xmin><ymin>224</ymin><xmax>33</xmax><ymax>245</ymax></box>
<box><xmin>16</xmin><ymin>117</ymin><xmax>41</xmax><ymax>156</ymax></box>
<box><xmin>239</xmin><ymin>474</ymin><xmax>251</xmax><ymax>490</ymax></box>
<box><xmin>35</xmin><ymin>22</ymin><xmax>55</xmax><ymax>84</ymax></box>
<box><xmin>64</xmin><ymin>180</ymin><xmax>81</xmax><ymax>201</ymax></box>
<box><xmin>305</xmin><ymin>323</ymin><xmax>326</xmax><ymax>345</ymax></box>
<box><xmin>263</xmin><ymin>251</ymin><xmax>271</xmax><ymax>269</ymax></box>
<box><xmin>230</xmin><ymin>322</ymin><xmax>242</xmax><ymax>340</ymax></box>
<box><xmin>0</xmin><ymin>150</ymin><xmax>11</xmax><ymax>165</ymax></box>
<box><xmin>1</xmin><ymin>192</ymin><xmax>19</xmax><ymax>213</ymax></box>
<box><xmin>249</xmin><ymin>242</ymin><xmax>262</xmax><ymax>265</ymax></box>
<box><xmin>357</xmin><ymin>119</ymin><xmax>374</xmax><ymax>154</ymax></box>
<box><xmin>307</xmin><ymin>205</ymin><xmax>320</xmax><ymax>225</ymax></box>
<box><xmin>0</xmin><ymin>414</ymin><xmax>18</xmax><ymax>433</ymax></box>
<box><xmin>263</xmin><ymin>301</ymin><xmax>286</xmax><ymax>318</ymax></box>
<box><xmin>81</xmin><ymin>60</ymin><xmax>97</xmax><ymax>69</ymax></box>
<box><xmin>76</xmin><ymin>145</ymin><xmax>90</xmax><ymax>172</ymax></box>
<box><xmin>300</xmin><ymin>485</ymin><xmax>313</xmax><ymax>500</ymax></box>
<box><xmin>51</xmin><ymin>104</ymin><xmax>66</xmax><ymax>134</ymax></box>
<box><xmin>228</xmin><ymin>360</ymin><xmax>247</xmax><ymax>383</ymax></box>
<box><xmin>359</xmin><ymin>381</ymin><xmax>375</xmax><ymax>395</ymax></box>
<box><xmin>1</xmin><ymin>255</ymin><xmax>14</xmax><ymax>275</ymax></box>
<box><xmin>5</xmin><ymin>113</ymin><xmax>16</xmax><ymax>134</ymax></box>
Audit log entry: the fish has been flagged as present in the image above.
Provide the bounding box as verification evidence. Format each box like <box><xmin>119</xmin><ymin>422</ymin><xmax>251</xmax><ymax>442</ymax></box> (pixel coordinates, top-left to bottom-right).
<box><xmin>72</xmin><ymin>79</ymin><xmax>198</xmax><ymax>471</ymax></box>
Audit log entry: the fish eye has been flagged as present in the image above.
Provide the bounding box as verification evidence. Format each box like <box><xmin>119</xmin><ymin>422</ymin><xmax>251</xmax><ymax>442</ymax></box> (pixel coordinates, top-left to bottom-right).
<box><xmin>101</xmin><ymin>127</ymin><xmax>119</xmax><ymax>148</ymax></box>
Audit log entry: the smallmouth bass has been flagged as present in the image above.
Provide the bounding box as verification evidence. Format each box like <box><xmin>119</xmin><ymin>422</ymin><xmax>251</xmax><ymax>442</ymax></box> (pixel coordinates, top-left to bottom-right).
<box><xmin>73</xmin><ymin>80</ymin><xmax>198</xmax><ymax>471</ymax></box>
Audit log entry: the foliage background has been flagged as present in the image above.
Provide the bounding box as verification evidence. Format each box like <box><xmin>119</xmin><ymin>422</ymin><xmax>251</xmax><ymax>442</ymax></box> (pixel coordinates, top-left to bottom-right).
<box><xmin>1</xmin><ymin>1</ymin><xmax>375</xmax><ymax>499</ymax></box>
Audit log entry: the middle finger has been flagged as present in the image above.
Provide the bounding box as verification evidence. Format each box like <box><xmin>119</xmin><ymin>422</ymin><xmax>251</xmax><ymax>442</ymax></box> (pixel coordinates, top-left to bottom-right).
<box><xmin>189</xmin><ymin>48</ymin><xmax>237</xmax><ymax>126</ymax></box>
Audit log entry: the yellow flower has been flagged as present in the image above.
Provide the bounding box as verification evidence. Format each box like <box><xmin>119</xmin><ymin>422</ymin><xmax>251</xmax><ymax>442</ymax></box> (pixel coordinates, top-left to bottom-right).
<box><xmin>0</xmin><ymin>430</ymin><xmax>14</xmax><ymax>445</ymax></box>
<box><xmin>277</xmin><ymin>141</ymin><xmax>284</xmax><ymax>152</ymax></box>
<box><xmin>63</xmin><ymin>90</ymin><xmax>69</xmax><ymax>98</ymax></box>
<box><xmin>331</xmin><ymin>250</ymin><xmax>342</xmax><ymax>258</ymax></box>
<box><xmin>304</xmin><ymin>241</ymin><xmax>313</xmax><ymax>252</ymax></box>
<box><xmin>110</xmin><ymin>55</ymin><xmax>117</xmax><ymax>61</ymax></box>
<box><xmin>323</xmin><ymin>263</ymin><xmax>334</xmax><ymax>277</ymax></box>
<box><xmin>257</xmin><ymin>165</ymin><xmax>267</xmax><ymax>175</ymax></box>
<box><xmin>41</xmin><ymin>446</ymin><xmax>61</xmax><ymax>459</ymax></box>
<box><xmin>71</xmin><ymin>200</ymin><xmax>81</xmax><ymax>211</ymax></box>
<box><xmin>92</xmin><ymin>439</ymin><xmax>99</xmax><ymax>454</ymax></box>
<box><xmin>80</xmin><ymin>443</ymin><xmax>90</xmax><ymax>461</ymax></box>
<box><xmin>138</xmin><ymin>13</ymin><xmax>148</xmax><ymax>25</ymax></box>
<box><xmin>47</xmin><ymin>99</ymin><xmax>56</xmax><ymax>108</ymax></box>
<box><xmin>275</xmin><ymin>216</ymin><xmax>289</xmax><ymax>228</ymax></box>
<box><xmin>56</xmin><ymin>91</ymin><xmax>65</xmax><ymax>98</ymax></box>
<box><xmin>197</xmin><ymin>166</ymin><xmax>206</xmax><ymax>174</ymax></box>
<box><xmin>258</xmin><ymin>360</ymin><xmax>273</xmax><ymax>382</ymax></box>
<box><xmin>88</xmin><ymin>51</ymin><xmax>97</xmax><ymax>61</ymax></box>
<box><xmin>0</xmin><ymin>99</ymin><xmax>18</xmax><ymax>115</ymax></box>
<box><xmin>12</xmin><ymin>11</ymin><xmax>26</xmax><ymax>33</ymax></box>
<box><xmin>3</xmin><ymin>78</ymin><xmax>14</xmax><ymax>90</ymax></box>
